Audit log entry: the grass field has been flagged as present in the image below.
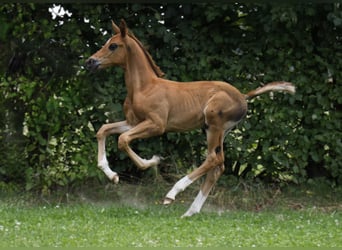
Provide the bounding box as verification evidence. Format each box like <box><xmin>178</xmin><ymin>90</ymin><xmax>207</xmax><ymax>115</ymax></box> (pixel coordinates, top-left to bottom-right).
<box><xmin>1</xmin><ymin>181</ymin><xmax>342</xmax><ymax>247</ymax></box>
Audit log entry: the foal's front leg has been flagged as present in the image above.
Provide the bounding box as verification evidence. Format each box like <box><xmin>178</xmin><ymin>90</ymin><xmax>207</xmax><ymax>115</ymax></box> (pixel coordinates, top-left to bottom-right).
<box><xmin>118</xmin><ymin>119</ymin><xmax>164</xmax><ymax>170</ymax></box>
<box><xmin>96</xmin><ymin>120</ymin><xmax>132</xmax><ymax>183</ymax></box>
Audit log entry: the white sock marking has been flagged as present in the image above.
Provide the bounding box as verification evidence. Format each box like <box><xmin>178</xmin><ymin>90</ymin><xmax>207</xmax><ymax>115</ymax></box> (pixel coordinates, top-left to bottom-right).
<box><xmin>98</xmin><ymin>156</ymin><xmax>117</xmax><ymax>180</ymax></box>
<box><xmin>182</xmin><ymin>190</ymin><xmax>207</xmax><ymax>217</ymax></box>
<box><xmin>165</xmin><ymin>176</ymin><xmax>193</xmax><ymax>200</ymax></box>
<box><xmin>140</xmin><ymin>155</ymin><xmax>160</xmax><ymax>168</ymax></box>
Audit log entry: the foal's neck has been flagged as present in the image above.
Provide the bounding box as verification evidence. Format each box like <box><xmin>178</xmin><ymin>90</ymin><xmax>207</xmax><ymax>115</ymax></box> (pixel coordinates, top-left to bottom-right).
<box><xmin>124</xmin><ymin>41</ymin><xmax>158</xmax><ymax>99</ymax></box>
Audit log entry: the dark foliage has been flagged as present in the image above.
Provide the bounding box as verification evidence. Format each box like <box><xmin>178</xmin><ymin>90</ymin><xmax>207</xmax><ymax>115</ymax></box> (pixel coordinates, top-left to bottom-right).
<box><xmin>0</xmin><ymin>3</ymin><xmax>341</xmax><ymax>191</ymax></box>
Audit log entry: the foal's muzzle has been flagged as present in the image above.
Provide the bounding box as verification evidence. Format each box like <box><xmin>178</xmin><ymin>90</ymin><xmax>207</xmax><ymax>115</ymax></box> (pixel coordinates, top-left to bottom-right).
<box><xmin>85</xmin><ymin>58</ymin><xmax>100</xmax><ymax>71</ymax></box>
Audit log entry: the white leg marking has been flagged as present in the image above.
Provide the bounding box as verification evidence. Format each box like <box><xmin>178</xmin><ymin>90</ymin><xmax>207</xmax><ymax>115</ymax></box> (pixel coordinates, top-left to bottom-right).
<box><xmin>96</xmin><ymin>121</ymin><xmax>131</xmax><ymax>183</ymax></box>
<box><xmin>182</xmin><ymin>190</ymin><xmax>207</xmax><ymax>217</ymax></box>
<box><xmin>137</xmin><ymin>155</ymin><xmax>161</xmax><ymax>169</ymax></box>
<box><xmin>142</xmin><ymin>155</ymin><xmax>161</xmax><ymax>167</ymax></box>
<box><xmin>164</xmin><ymin>176</ymin><xmax>193</xmax><ymax>202</ymax></box>
<box><xmin>98</xmin><ymin>156</ymin><xmax>119</xmax><ymax>184</ymax></box>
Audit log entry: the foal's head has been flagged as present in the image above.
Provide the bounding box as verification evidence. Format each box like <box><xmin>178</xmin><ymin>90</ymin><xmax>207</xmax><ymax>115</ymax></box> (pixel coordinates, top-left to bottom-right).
<box><xmin>86</xmin><ymin>19</ymin><xmax>164</xmax><ymax>77</ymax></box>
<box><xmin>86</xmin><ymin>20</ymin><xmax>129</xmax><ymax>71</ymax></box>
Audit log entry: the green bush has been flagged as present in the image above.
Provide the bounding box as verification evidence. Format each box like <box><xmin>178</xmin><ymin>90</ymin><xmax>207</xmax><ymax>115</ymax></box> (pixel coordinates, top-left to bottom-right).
<box><xmin>0</xmin><ymin>3</ymin><xmax>341</xmax><ymax>191</ymax></box>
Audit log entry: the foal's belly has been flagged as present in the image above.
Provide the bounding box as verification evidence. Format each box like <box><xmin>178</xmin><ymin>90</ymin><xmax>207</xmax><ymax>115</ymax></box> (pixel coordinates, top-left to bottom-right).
<box><xmin>166</xmin><ymin>111</ymin><xmax>205</xmax><ymax>132</ymax></box>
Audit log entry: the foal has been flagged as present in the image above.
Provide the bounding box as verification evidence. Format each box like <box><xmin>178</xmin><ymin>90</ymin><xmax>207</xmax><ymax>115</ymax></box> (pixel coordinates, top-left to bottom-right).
<box><xmin>86</xmin><ymin>20</ymin><xmax>295</xmax><ymax>217</ymax></box>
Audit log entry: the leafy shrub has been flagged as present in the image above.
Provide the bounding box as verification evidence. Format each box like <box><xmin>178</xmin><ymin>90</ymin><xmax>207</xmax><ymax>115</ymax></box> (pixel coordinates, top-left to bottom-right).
<box><xmin>0</xmin><ymin>3</ymin><xmax>341</xmax><ymax>191</ymax></box>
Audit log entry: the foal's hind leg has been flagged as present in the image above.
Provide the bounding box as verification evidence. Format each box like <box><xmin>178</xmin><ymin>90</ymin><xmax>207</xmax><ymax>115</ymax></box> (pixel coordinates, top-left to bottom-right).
<box><xmin>182</xmin><ymin>164</ymin><xmax>225</xmax><ymax>217</ymax></box>
<box><xmin>179</xmin><ymin>127</ymin><xmax>226</xmax><ymax>217</ymax></box>
<box><xmin>163</xmin><ymin>127</ymin><xmax>224</xmax><ymax>205</ymax></box>
<box><xmin>164</xmin><ymin>92</ymin><xmax>246</xmax><ymax>216</ymax></box>
<box><xmin>96</xmin><ymin>120</ymin><xmax>132</xmax><ymax>183</ymax></box>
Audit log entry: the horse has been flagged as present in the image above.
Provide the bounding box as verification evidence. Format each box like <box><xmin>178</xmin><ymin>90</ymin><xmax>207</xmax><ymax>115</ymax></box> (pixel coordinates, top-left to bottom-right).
<box><xmin>86</xmin><ymin>19</ymin><xmax>295</xmax><ymax>217</ymax></box>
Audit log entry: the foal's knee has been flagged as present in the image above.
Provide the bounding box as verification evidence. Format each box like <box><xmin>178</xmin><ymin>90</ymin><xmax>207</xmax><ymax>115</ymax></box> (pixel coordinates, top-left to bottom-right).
<box><xmin>96</xmin><ymin>127</ymin><xmax>105</xmax><ymax>141</ymax></box>
<box><xmin>118</xmin><ymin>134</ymin><xmax>129</xmax><ymax>151</ymax></box>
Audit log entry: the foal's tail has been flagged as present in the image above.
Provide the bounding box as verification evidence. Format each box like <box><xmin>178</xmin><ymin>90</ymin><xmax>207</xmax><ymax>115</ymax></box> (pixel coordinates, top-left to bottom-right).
<box><xmin>245</xmin><ymin>81</ymin><xmax>295</xmax><ymax>100</ymax></box>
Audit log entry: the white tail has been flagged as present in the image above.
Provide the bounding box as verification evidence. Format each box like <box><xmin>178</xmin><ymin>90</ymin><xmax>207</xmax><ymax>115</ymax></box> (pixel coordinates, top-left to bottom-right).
<box><xmin>246</xmin><ymin>81</ymin><xmax>295</xmax><ymax>100</ymax></box>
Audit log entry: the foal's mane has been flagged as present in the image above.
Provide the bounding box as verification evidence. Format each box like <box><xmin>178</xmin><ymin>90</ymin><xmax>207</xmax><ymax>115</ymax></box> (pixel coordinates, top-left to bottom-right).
<box><xmin>127</xmin><ymin>32</ymin><xmax>165</xmax><ymax>78</ymax></box>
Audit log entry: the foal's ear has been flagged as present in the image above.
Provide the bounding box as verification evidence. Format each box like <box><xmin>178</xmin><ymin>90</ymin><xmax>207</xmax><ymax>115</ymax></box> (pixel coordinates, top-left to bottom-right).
<box><xmin>111</xmin><ymin>20</ymin><xmax>120</xmax><ymax>34</ymax></box>
<box><xmin>119</xmin><ymin>19</ymin><xmax>127</xmax><ymax>38</ymax></box>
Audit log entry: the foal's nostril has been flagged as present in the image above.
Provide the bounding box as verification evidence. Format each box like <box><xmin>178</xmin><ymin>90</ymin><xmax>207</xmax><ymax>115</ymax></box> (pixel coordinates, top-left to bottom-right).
<box><xmin>85</xmin><ymin>58</ymin><xmax>99</xmax><ymax>70</ymax></box>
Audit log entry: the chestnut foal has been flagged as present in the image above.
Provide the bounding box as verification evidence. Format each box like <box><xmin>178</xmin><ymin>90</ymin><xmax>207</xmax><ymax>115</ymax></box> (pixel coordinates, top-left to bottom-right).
<box><xmin>86</xmin><ymin>20</ymin><xmax>295</xmax><ymax>217</ymax></box>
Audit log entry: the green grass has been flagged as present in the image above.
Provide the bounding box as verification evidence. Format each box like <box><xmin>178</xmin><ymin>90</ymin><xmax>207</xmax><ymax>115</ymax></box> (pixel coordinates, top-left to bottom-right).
<box><xmin>0</xmin><ymin>181</ymin><xmax>342</xmax><ymax>247</ymax></box>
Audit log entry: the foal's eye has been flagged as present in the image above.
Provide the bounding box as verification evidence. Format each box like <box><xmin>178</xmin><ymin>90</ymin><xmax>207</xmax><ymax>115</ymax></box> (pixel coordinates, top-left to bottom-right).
<box><xmin>108</xmin><ymin>43</ymin><xmax>118</xmax><ymax>51</ymax></box>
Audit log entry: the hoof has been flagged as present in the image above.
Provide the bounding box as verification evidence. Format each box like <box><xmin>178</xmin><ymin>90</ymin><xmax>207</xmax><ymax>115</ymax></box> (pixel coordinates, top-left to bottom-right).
<box><xmin>181</xmin><ymin>210</ymin><xmax>198</xmax><ymax>218</ymax></box>
<box><xmin>180</xmin><ymin>214</ymin><xmax>189</xmax><ymax>218</ymax></box>
<box><xmin>163</xmin><ymin>197</ymin><xmax>174</xmax><ymax>205</ymax></box>
<box><xmin>112</xmin><ymin>174</ymin><xmax>119</xmax><ymax>184</ymax></box>
<box><xmin>151</xmin><ymin>155</ymin><xmax>161</xmax><ymax>166</ymax></box>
